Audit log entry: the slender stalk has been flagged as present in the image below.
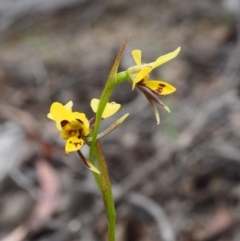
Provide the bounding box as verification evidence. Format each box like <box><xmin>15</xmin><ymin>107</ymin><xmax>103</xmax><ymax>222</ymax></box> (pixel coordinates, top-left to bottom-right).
<box><xmin>88</xmin><ymin>36</ymin><xmax>130</xmax><ymax>241</ymax></box>
<box><xmin>89</xmin><ymin>35</ymin><xmax>130</xmax><ymax>167</ymax></box>
<box><xmin>94</xmin><ymin>141</ymin><xmax>116</xmax><ymax>241</ymax></box>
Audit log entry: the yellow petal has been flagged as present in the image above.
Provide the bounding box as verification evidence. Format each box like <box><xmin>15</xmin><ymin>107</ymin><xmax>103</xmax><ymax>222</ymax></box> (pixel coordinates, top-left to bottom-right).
<box><xmin>47</xmin><ymin>113</ymin><xmax>53</xmax><ymax>120</ymax></box>
<box><xmin>72</xmin><ymin>112</ymin><xmax>90</xmax><ymax>135</ymax></box>
<box><xmin>49</xmin><ymin>102</ymin><xmax>73</xmax><ymax>122</ymax></box>
<box><xmin>65</xmin><ymin>136</ymin><xmax>84</xmax><ymax>154</ymax></box>
<box><xmin>152</xmin><ymin>47</ymin><xmax>181</xmax><ymax>69</ymax></box>
<box><xmin>132</xmin><ymin>50</ymin><xmax>142</xmax><ymax>65</ymax></box>
<box><xmin>55</xmin><ymin>122</ymin><xmax>62</xmax><ymax>131</ymax></box>
<box><xmin>90</xmin><ymin>98</ymin><xmax>121</xmax><ymax>118</ymax></box>
<box><xmin>48</xmin><ymin>101</ymin><xmax>73</xmax><ymax>120</ymax></box>
<box><xmin>64</xmin><ymin>101</ymin><xmax>73</xmax><ymax>111</ymax></box>
<box><xmin>132</xmin><ymin>66</ymin><xmax>152</xmax><ymax>90</ymax></box>
<box><xmin>102</xmin><ymin>102</ymin><xmax>121</xmax><ymax>118</ymax></box>
<box><xmin>90</xmin><ymin>98</ymin><xmax>99</xmax><ymax>113</ymax></box>
<box><xmin>143</xmin><ymin>80</ymin><xmax>176</xmax><ymax>95</ymax></box>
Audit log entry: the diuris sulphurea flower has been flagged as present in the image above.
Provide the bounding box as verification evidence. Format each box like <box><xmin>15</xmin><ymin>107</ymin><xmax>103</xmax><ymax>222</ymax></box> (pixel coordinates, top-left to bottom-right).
<box><xmin>127</xmin><ymin>47</ymin><xmax>180</xmax><ymax>124</ymax></box>
<box><xmin>47</xmin><ymin>99</ymin><xmax>123</xmax><ymax>173</ymax></box>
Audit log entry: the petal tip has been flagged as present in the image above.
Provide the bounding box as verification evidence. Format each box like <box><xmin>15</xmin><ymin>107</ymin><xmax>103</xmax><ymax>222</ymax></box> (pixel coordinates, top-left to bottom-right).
<box><xmin>88</xmin><ymin>163</ymin><xmax>101</xmax><ymax>174</ymax></box>
<box><xmin>47</xmin><ymin>113</ymin><xmax>53</xmax><ymax>119</ymax></box>
<box><xmin>132</xmin><ymin>83</ymin><xmax>136</xmax><ymax>90</ymax></box>
<box><xmin>175</xmin><ymin>47</ymin><xmax>181</xmax><ymax>56</ymax></box>
<box><xmin>164</xmin><ymin>106</ymin><xmax>171</xmax><ymax>113</ymax></box>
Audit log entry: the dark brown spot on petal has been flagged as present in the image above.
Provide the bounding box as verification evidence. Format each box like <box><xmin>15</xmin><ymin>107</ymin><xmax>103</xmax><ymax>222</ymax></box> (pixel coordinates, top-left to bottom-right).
<box><xmin>76</xmin><ymin>119</ymin><xmax>84</xmax><ymax>124</ymax></box>
<box><xmin>69</xmin><ymin>130</ymin><xmax>76</xmax><ymax>136</ymax></box>
<box><xmin>78</xmin><ymin>129</ymin><xmax>83</xmax><ymax>139</ymax></box>
<box><xmin>61</xmin><ymin>120</ymin><xmax>69</xmax><ymax>127</ymax></box>
<box><xmin>73</xmin><ymin>141</ymin><xmax>83</xmax><ymax>148</ymax></box>
<box><xmin>138</xmin><ymin>80</ymin><xmax>145</xmax><ymax>86</ymax></box>
<box><xmin>154</xmin><ymin>85</ymin><xmax>165</xmax><ymax>95</ymax></box>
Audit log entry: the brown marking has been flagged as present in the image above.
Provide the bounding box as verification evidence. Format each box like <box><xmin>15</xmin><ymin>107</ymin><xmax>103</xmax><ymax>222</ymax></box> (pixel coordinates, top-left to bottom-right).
<box><xmin>77</xmin><ymin>129</ymin><xmax>83</xmax><ymax>139</ymax></box>
<box><xmin>154</xmin><ymin>84</ymin><xmax>165</xmax><ymax>95</ymax></box>
<box><xmin>68</xmin><ymin>130</ymin><xmax>76</xmax><ymax>136</ymax></box>
<box><xmin>138</xmin><ymin>80</ymin><xmax>145</xmax><ymax>86</ymax></box>
<box><xmin>61</xmin><ymin>120</ymin><xmax>69</xmax><ymax>127</ymax></box>
<box><xmin>73</xmin><ymin>141</ymin><xmax>83</xmax><ymax>148</ymax></box>
<box><xmin>76</xmin><ymin>119</ymin><xmax>84</xmax><ymax>124</ymax></box>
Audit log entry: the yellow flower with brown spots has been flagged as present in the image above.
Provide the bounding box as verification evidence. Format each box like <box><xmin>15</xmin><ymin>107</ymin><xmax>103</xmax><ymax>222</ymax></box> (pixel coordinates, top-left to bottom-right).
<box><xmin>47</xmin><ymin>99</ymin><xmax>121</xmax><ymax>173</ymax></box>
<box><xmin>127</xmin><ymin>47</ymin><xmax>180</xmax><ymax>124</ymax></box>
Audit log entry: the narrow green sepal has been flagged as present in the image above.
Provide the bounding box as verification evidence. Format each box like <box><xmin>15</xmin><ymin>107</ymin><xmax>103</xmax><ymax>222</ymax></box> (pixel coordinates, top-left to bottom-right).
<box><xmin>85</xmin><ymin>113</ymin><xmax>129</xmax><ymax>142</ymax></box>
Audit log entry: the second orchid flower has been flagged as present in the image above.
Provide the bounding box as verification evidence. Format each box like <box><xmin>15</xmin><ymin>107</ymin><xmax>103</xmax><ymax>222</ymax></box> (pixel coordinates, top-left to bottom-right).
<box><xmin>126</xmin><ymin>47</ymin><xmax>181</xmax><ymax>124</ymax></box>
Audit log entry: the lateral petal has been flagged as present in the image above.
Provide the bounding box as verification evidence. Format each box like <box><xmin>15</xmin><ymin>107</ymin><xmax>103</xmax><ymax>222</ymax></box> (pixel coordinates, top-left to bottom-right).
<box><xmin>90</xmin><ymin>98</ymin><xmax>121</xmax><ymax>118</ymax></box>
<box><xmin>143</xmin><ymin>80</ymin><xmax>176</xmax><ymax>95</ymax></box>
<box><xmin>132</xmin><ymin>66</ymin><xmax>152</xmax><ymax>90</ymax></box>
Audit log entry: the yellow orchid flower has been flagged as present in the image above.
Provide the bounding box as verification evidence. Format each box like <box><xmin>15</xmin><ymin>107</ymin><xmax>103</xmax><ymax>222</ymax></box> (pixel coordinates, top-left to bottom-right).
<box><xmin>130</xmin><ymin>47</ymin><xmax>180</xmax><ymax>90</ymax></box>
<box><xmin>48</xmin><ymin>101</ymin><xmax>90</xmax><ymax>154</ymax></box>
<box><xmin>127</xmin><ymin>47</ymin><xmax>181</xmax><ymax>124</ymax></box>
<box><xmin>47</xmin><ymin>99</ymin><xmax>121</xmax><ymax>173</ymax></box>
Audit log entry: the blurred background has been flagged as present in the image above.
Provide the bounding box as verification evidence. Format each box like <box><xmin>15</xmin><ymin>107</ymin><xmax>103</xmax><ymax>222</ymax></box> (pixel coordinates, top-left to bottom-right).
<box><xmin>1</xmin><ymin>0</ymin><xmax>240</xmax><ymax>240</ymax></box>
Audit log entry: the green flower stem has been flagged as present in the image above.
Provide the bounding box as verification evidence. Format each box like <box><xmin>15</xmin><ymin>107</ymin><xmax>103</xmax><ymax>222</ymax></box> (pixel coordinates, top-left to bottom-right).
<box><xmin>116</xmin><ymin>71</ymin><xmax>129</xmax><ymax>84</ymax></box>
<box><xmin>89</xmin><ymin>35</ymin><xmax>130</xmax><ymax>241</ymax></box>
<box><xmin>92</xmin><ymin>168</ymin><xmax>103</xmax><ymax>194</ymax></box>
<box><xmin>94</xmin><ymin>141</ymin><xmax>116</xmax><ymax>241</ymax></box>
<box><xmin>89</xmin><ymin>35</ymin><xmax>130</xmax><ymax>167</ymax></box>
